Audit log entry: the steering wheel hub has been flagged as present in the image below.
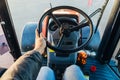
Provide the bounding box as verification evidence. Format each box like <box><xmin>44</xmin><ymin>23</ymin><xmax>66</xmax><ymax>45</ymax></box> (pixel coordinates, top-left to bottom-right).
<box><xmin>60</xmin><ymin>25</ymin><xmax>72</xmax><ymax>37</ymax></box>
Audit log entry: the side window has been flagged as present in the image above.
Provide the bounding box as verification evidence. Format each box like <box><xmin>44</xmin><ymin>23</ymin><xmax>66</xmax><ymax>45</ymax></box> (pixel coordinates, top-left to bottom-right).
<box><xmin>0</xmin><ymin>24</ymin><xmax>14</xmax><ymax>68</ymax></box>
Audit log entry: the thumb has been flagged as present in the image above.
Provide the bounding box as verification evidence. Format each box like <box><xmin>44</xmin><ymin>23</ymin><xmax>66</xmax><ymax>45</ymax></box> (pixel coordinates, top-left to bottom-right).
<box><xmin>35</xmin><ymin>29</ymin><xmax>40</xmax><ymax>38</ymax></box>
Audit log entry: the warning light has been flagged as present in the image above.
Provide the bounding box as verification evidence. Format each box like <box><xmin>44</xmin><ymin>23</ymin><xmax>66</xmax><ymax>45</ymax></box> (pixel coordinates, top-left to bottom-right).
<box><xmin>90</xmin><ymin>65</ymin><xmax>96</xmax><ymax>72</ymax></box>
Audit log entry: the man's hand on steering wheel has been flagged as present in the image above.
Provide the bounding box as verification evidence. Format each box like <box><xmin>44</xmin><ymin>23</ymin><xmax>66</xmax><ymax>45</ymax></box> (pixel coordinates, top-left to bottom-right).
<box><xmin>34</xmin><ymin>29</ymin><xmax>46</xmax><ymax>55</ymax></box>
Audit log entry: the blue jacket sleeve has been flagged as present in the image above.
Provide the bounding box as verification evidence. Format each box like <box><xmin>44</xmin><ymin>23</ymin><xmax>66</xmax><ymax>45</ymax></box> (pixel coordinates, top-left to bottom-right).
<box><xmin>0</xmin><ymin>50</ymin><xmax>43</xmax><ymax>80</ymax></box>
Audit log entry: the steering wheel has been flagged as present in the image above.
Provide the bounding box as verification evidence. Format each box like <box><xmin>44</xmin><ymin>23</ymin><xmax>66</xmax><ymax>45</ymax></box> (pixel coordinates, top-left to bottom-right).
<box><xmin>38</xmin><ymin>6</ymin><xmax>93</xmax><ymax>53</ymax></box>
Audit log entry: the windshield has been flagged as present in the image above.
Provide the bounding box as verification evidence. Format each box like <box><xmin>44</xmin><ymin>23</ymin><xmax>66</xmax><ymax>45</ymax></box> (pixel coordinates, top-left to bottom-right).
<box><xmin>7</xmin><ymin>0</ymin><xmax>114</xmax><ymax>49</ymax></box>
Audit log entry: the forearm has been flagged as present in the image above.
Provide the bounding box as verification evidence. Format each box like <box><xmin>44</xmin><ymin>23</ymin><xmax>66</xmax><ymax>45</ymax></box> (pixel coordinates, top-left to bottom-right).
<box><xmin>1</xmin><ymin>50</ymin><xmax>42</xmax><ymax>80</ymax></box>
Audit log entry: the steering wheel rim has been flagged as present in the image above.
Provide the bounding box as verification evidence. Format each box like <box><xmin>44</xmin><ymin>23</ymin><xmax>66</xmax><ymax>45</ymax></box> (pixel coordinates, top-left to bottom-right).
<box><xmin>38</xmin><ymin>6</ymin><xmax>93</xmax><ymax>53</ymax></box>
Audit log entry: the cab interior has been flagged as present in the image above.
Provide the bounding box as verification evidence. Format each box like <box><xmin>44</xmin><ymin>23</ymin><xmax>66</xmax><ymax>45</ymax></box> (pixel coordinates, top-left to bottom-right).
<box><xmin>0</xmin><ymin>0</ymin><xmax>120</xmax><ymax>80</ymax></box>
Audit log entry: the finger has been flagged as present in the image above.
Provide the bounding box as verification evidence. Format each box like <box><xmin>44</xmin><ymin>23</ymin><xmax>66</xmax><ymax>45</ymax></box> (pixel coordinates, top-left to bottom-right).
<box><xmin>40</xmin><ymin>33</ymin><xmax>46</xmax><ymax>39</ymax></box>
<box><xmin>35</xmin><ymin>29</ymin><xmax>39</xmax><ymax>38</ymax></box>
<box><xmin>40</xmin><ymin>33</ymin><xmax>43</xmax><ymax>38</ymax></box>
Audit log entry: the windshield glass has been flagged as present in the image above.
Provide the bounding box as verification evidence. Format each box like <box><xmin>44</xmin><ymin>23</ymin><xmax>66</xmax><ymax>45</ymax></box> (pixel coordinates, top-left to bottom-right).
<box><xmin>7</xmin><ymin>0</ymin><xmax>113</xmax><ymax>50</ymax></box>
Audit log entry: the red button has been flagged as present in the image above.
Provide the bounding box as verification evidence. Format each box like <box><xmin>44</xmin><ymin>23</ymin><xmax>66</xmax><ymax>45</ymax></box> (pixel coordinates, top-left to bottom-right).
<box><xmin>90</xmin><ymin>65</ymin><xmax>96</xmax><ymax>72</ymax></box>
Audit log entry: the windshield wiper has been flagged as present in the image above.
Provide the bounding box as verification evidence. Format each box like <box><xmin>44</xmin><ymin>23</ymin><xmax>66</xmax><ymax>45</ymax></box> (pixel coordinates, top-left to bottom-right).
<box><xmin>94</xmin><ymin>0</ymin><xmax>109</xmax><ymax>33</ymax></box>
<box><xmin>80</xmin><ymin>8</ymin><xmax>102</xmax><ymax>24</ymax></box>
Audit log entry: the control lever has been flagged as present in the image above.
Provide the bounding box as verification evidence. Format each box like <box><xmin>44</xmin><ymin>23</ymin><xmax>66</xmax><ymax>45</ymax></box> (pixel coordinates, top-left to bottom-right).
<box><xmin>77</xmin><ymin>50</ymin><xmax>96</xmax><ymax>65</ymax></box>
<box><xmin>85</xmin><ymin>50</ymin><xmax>96</xmax><ymax>57</ymax></box>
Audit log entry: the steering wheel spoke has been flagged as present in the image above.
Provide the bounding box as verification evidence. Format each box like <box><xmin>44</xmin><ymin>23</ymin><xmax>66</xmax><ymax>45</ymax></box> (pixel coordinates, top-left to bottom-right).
<box><xmin>49</xmin><ymin>12</ymin><xmax>61</xmax><ymax>28</ymax></box>
<box><xmin>56</xmin><ymin>34</ymin><xmax>64</xmax><ymax>48</ymax></box>
<box><xmin>70</xmin><ymin>21</ymin><xmax>89</xmax><ymax>32</ymax></box>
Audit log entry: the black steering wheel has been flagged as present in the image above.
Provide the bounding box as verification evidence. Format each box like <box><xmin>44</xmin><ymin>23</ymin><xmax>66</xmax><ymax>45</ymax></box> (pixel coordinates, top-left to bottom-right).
<box><xmin>38</xmin><ymin>6</ymin><xmax>93</xmax><ymax>53</ymax></box>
